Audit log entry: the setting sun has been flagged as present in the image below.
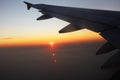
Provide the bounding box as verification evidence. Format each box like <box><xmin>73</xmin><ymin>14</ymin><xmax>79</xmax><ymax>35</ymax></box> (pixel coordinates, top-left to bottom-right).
<box><xmin>49</xmin><ymin>42</ymin><xmax>54</xmax><ymax>45</ymax></box>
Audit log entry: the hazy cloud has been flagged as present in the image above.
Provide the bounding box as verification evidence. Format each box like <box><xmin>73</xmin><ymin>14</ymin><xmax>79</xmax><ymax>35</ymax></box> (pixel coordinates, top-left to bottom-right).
<box><xmin>0</xmin><ymin>37</ymin><xmax>13</xmax><ymax>40</ymax></box>
<box><xmin>3</xmin><ymin>38</ymin><xmax>13</xmax><ymax>40</ymax></box>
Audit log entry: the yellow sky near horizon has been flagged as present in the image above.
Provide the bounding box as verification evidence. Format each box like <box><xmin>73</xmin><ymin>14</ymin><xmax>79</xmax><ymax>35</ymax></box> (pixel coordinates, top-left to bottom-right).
<box><xmin>0</xmin><ymin>29</ymin><xmax>104</xmax><ymax>47</ymax></box>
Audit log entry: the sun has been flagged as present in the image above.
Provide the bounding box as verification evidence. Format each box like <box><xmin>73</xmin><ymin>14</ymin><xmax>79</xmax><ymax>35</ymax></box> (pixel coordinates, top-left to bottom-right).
<box><xmin>49</xmin><ymin>42</ymin><xmax>54</xmax><ymax>45</ymax></box>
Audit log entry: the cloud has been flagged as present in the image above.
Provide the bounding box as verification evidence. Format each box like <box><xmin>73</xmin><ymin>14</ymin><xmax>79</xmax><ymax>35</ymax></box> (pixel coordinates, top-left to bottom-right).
<box><xmin>3</xmin><ymin>38</ymin><xmax>13</xmax><ymax>40</ymax></box>
<box><xmin>0</xmin><ymin>37</ymin><xmax>13</xmax><ymax>40</ymax></box>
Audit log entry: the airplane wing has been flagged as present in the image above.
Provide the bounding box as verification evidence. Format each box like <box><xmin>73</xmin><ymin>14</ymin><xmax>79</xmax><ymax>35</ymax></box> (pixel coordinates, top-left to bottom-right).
<box><xmin>24</xmin><ymin>1</ymin><xmax>120</xmax><ymax>69</ymax></box>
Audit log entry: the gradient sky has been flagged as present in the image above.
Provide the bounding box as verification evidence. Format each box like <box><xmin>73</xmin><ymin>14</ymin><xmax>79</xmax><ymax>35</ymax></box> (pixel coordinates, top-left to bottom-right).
<box><xmin>0</xmin><ymin>0</ymin><xmax>120</xmax><ymax>47</ymax></box>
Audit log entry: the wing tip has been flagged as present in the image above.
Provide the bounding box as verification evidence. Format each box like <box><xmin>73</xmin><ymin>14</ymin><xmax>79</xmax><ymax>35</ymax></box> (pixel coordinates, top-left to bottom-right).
<box><xmin>24</xmin><ymin>1</ymin><xmax>32</xmax><ymax>10</ymax></box>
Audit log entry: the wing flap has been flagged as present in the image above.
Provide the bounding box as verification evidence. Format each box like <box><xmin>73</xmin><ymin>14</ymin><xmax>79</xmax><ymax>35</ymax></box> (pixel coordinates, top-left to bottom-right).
<box><xmin>96</xmin><ymin>42</ymin><xmax>116</xmax><ymax>55</ymax></box>
<box><xmin>100</xmin><ymin>29</ymin><xmax>120</xmax><ymax>49</ymax></box>
<box><xmin>36</xmin><ymin>15</ymin><xmax>52</xmax><ymax>20</ymax></box>
<box><xmin>59</xmin><ymin>24</ymin><xmax>82</xmax><ymax>33</ymax></box>
<box><xmin>101</xmin><ymin>51</ymin><xmax>120</xmax><ymax>69</ymax></box>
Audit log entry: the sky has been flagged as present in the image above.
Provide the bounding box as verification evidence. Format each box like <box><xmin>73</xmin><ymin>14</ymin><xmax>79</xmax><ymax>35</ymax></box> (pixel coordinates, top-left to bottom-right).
<box><xmin>0</xmin><ymin>0</ymin><xmax>120</xmax><ymax>47</ymax></box>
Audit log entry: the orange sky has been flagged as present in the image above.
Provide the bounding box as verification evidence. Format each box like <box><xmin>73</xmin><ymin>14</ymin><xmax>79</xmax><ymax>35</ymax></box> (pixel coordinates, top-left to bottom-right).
<box><xmin>0</xmin><ymin>29</ymin><xmax>104</xmax><ymax>47</ymax></box>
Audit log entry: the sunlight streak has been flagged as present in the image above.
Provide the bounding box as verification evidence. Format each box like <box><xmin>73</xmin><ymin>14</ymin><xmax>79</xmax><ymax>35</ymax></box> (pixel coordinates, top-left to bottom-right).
<box><xmin>49</xmin><ymin>42</ymin><xmax>57</xmax><ymax>63</ymax></box>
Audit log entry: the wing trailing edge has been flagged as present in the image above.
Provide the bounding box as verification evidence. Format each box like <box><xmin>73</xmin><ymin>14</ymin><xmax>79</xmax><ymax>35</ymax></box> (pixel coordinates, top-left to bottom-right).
<box><xmin>99</xmin><ymin>29</ymin><xmax>120</xmax><ymax>69</ymax></box>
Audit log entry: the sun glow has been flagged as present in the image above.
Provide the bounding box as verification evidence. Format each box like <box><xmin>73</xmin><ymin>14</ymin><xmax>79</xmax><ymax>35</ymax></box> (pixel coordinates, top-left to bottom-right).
<box><xmin>0</xmin><ymin>29</ymin><xmax>104</xmax><ymax>47</ymax></box>
<box><xmin>49</xmin><ymin>42</ymin><xmax>54</xmax><ymax>45</ymax></box>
